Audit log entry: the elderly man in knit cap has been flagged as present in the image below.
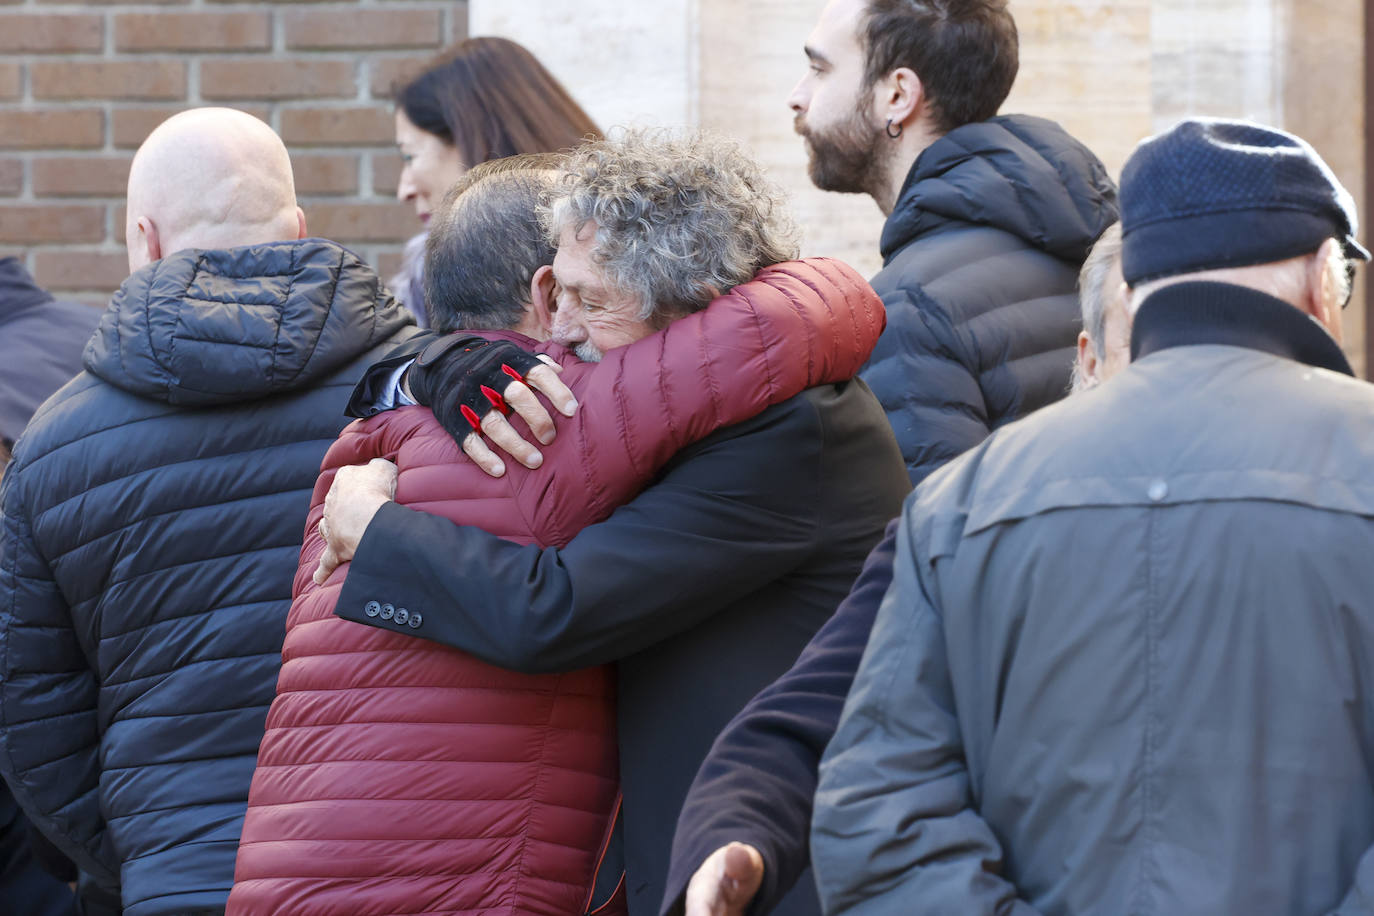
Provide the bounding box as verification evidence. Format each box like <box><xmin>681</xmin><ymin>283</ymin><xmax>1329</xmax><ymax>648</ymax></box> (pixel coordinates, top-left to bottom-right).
<box><xmin>811</xmin><ymin>117</ymin><xmax>1374</xmax><ymax>916</ymax></box>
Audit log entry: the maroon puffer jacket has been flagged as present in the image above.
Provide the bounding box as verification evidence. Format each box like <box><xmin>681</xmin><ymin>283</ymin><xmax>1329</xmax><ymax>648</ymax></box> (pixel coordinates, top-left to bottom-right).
<box><xmin>228</xmin><ymin>259</ymin><xmax>885</xmax><ymax>916</ymax></box>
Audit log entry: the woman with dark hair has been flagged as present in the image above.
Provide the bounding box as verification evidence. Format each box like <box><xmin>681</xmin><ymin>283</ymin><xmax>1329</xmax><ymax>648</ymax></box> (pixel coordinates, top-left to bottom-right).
<box><xmin>390</xmin><ymin>36</ymin><xmax>601</xmax><ymax>324</ymax></box>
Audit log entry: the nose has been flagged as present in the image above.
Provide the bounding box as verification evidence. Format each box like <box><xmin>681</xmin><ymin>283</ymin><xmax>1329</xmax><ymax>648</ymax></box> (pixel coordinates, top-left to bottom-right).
<box><xmin>550</xmin><ymin>305</ymin><xmax>584</xmax><ymax>348</ymax></box>
<box><xmin>788</xmin><ymin>76</ymin><xmax>809</xmax><ymax>114</ymax></box>
<box><xmin>396</xmin><ymin>165</ymin><xmax>416</xmax><ymax>203</ymax></box>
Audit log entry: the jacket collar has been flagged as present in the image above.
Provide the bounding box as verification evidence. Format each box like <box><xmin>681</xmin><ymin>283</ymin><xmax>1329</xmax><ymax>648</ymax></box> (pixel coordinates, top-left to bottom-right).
<box><xmin>1130</xmin><ymin>281</ymin><xmax>1353</xmax><ymax>376</ymax></box>
<box><xmin>0</xmin><ymin>257</ymin><xmax>53</xmax><ymax>319</ymax></box>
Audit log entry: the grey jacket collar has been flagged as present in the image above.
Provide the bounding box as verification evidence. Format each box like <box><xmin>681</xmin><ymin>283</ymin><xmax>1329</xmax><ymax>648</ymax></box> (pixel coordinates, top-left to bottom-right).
<box><xmin>1130</xmin><ymin>281</ymin><xmax>1353</xmax><ymax>377</ymax></box>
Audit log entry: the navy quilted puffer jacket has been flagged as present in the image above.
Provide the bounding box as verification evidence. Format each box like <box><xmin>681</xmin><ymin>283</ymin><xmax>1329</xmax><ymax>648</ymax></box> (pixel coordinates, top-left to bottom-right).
<box><xmin>864</xmin><ymin>114</ymin><xmax>1118</xmax><ymax>484</ymax></box>
<box><xmin>0</xmin><ymin>239</ymin><xmax>417</xmax><ymax>916</ymax></box>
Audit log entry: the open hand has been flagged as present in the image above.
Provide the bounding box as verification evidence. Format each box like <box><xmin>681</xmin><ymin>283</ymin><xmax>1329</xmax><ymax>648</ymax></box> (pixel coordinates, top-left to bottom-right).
<box><xmin>313</xmin><ymin>458</ymin><xmax>398</xmax><ymax>585</ymax></box>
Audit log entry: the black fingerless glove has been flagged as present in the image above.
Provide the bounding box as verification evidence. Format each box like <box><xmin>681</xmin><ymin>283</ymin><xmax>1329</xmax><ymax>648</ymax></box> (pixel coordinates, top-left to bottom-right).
<box><xmin>406</xmin><ymin>334</ymin><xmax>546</xmax><ymax>446</ymax></box>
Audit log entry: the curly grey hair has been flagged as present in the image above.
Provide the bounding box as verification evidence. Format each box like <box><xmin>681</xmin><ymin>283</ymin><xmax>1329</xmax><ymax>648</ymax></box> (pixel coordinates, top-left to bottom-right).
<box><xmin>542</xmin><ymin>128</ymin><xmax>800</xmax><ymax>321</ymax></box>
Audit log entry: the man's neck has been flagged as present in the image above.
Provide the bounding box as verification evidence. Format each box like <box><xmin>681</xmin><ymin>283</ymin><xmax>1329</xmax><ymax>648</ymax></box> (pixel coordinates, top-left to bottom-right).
<box><xmin>872</xmin><ymin>121</ymin><xmax>944</xmax><ymax>216</ymax></box>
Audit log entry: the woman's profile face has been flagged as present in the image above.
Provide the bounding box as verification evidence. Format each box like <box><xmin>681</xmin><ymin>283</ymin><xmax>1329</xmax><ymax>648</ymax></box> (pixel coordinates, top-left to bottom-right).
<box><xmin>394</xmin><ymin>109</ymin><xmax>467</xmax><ymax>225</ymax></box>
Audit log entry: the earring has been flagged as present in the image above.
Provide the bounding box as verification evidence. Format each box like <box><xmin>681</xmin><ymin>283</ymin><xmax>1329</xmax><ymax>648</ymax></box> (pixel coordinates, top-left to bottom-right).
<box><xmin>885</xmin><ymin>119</ymin><xmax>903</xmax><ymax>139</ymax></box>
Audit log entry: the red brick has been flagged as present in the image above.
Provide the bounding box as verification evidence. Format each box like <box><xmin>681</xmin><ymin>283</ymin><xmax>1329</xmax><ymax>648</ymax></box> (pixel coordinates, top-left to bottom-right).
<box><xmin>285</xmin><ymin>8</ymin><xmax>442</xmax><ymax>50</ymax></box>
<box><xmin>33</xmin><ymin>61</ymin><xmax>186</xmax><ymax>101</ymax></box>
<box><xmin>0</xmin><ymin>110</ymin><xmax>104</xmax><ymax>150</ymax></box>
<box><xmin>0</xmin><ymin>161</ymin><xmax>22</xmax><ymax>197</ymax></box>
<box><xmin>33</xmin><ymin>157</ymin><xmax>133</xmax><ymax>197</ymax></box>
<box><xmin>304</xmin><ymin>201</ymin><xmax>413</xmax><ymax>243</ymax></box>
<box><xmin>291</xmin><ymin>153</ymin><xmax>359</xmax><ymax>195</ymax></box>
<box><xmin>0</xmin><ymin>205</ymin><xmax>105</xmax><ymax>244</ymax></box>
<box><xmin>33</xmin><ymin>250</ymin><xmax>130</xmax><ymax>292</ymax></box>
<box><xmin>372</xmin><ymin>154</ymin><xmax>402</xmax><ymax>196</ymax></box>
<box><xmin>202</xmin><ymin>59</ymin><xmax>355</xmax><ymax>101</ymax></box>
<box><xmin>280</xmin><ymin>106</ymin><xmax>393</xmax><ymax>146</ymax></box>
<box><xmin>0</xmin><ymin>63</ymin><xmax>19</xmax><ymax>101</ymax></box>
<box><xmin>115</xmin><ymin>12</ymin><xmax>271</xmax><ymax>52</ymax></box>
<box><xmin>369</xmin><ymin>54</ymin><xmax>426</xmax><ymax>97</ymax></box>
<box><xmin>111</xmin><ymin>104</ymin><xmax>272</xmax><ymax>149</ymax></box>
<box><xmin>0</xmin><ymin>14</ymin><xmax>103</xmax><ymax>53</ymax></box>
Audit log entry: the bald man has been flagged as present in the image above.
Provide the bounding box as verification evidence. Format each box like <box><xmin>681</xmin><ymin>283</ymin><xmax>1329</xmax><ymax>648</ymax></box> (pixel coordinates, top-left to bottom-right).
<box><xmin>0</xmin><ymin>108</ymin><xmax>418</xmax><ymax>916</ymax></box>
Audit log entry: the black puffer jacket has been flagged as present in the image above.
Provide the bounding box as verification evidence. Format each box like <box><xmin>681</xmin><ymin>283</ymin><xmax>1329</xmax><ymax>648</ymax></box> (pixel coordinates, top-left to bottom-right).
<box><xmin>863</xmin><ymin>114</ymin><xmax>1118</xmax><ymax>484</ymax></box>
<box><xmin>0</xmin><ymin>239</ymin><xmax>417</xmax><ymax>916</ymax></box>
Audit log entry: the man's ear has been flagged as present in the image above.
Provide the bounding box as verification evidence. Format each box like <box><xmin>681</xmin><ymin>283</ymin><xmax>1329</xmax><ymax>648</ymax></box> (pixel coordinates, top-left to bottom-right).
<box><xmin>138</xmin><ymin>216</ymin><xmax>161</xmax><ymax>264</ymax></box>
<box><xmin>1307</xmin><ymin>237</ymin><xmax>1345</xmax><ymax>344</ymax></box>
<box><xmin>295</xmin><ymin>206</ymin><xmax>308</xmax><ymax>241</ymax></box>
<box><xmin>526</xmin><ymin>264</ymin><xmax>556</xmax><ymax>338</ymax></box>
<box><xmin>874</xmin><ymin>66</ymin><xmax>924</xmax><ymax>131</ymax></box>
<box><xmin>1075</xmin><ymin>330</ymin><xmax>1098</xmax><ymax>387</ymax></box>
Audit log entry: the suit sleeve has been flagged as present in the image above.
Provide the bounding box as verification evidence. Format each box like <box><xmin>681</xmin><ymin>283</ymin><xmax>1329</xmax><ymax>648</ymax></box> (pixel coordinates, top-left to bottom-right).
<box><xmin>861</xmin><ymin>285</ymin><xmax>991</xmax><ymax>486</ymax></box>
<box><xmin>336</xmin><ymin>399</ymin><xmax>827</xmax><ymax>674</ymax></box>
<box><xmin>662</xmin><ymin>520</ymin><xmax>898</xmax><ymax>916</ymax></box>
<box><xmin>343</xmin><ymin>331</ymin><xmax>435</xmax><ymax>419</ymax></box>
<box><xmin>0</xmin><ymin>465</ymin><xmax>118</xmax><ymax>890</ymax></box>
<box><xmin>811</xmin><ymin>505</ymin><xmax>1038</xmax><ymax>916</ymax></box>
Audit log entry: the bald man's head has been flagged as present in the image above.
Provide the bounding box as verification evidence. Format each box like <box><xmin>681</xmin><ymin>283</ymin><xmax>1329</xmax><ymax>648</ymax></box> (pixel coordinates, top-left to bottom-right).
<box><xmin>126</xmin><ymin>108</ymin><xmax>306</xmax><ymax>273</ymax></box>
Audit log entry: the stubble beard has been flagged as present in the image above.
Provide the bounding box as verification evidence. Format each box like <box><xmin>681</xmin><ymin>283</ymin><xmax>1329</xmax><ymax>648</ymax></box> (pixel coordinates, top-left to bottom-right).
<box><xmin>795</xmin><ymin>93</ymin><xmax>891</xmax><ymax>198</ymax></box>
<box><xmin>574</xmin><ymin>341</ymin><xmax>604</xmax><ymax>363</ymax></box>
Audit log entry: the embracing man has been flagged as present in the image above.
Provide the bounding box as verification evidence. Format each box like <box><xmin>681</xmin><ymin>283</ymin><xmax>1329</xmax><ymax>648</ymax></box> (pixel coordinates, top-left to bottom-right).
<box><xmin>314</xmin><ymin>130</ymin><xmax>910</xmax><ymax>916</ymax></box>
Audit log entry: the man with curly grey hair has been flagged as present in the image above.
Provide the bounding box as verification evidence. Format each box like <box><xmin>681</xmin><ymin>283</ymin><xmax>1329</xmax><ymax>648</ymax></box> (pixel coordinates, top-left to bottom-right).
<box><xmin>543</xmin><ymin>130</ymin><xmax>800</xmax><ymax>360</ymax></box>
<box><xmin>320</xmin><ymin>128</ymin><xmax>910</xmax><ymax>916</ymax></box>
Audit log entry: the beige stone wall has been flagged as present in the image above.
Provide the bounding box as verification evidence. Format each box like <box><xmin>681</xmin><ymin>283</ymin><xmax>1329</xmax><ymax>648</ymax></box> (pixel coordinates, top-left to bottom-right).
<box><xmin>473</xmin><ymin>0</ymin><xmax>1365</xmax><ymax>367</ymax></box>
<box><xmin>1012</xmin><ymin>0</ymin><xmax>1365</xmax><ymax>370</ymax></box>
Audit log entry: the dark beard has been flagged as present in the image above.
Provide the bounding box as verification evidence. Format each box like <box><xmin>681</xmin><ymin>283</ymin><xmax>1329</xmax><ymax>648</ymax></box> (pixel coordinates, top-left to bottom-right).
<box><xmin>796</xmin><ymin>100</ymin><xmax>887</xmax><ymax>196</ymax></box>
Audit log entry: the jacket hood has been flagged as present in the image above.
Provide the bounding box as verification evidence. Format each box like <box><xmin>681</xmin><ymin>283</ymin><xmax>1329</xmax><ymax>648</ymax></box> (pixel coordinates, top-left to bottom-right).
<box><xmin>880</xmin><ymin>114</ymin><xmax>1119</xmax><ymax>264</ymax></box>
<box><xmin>85</xmin><ymin>239</ymin><xmax>414</xmax><ymax>406</ymax></box>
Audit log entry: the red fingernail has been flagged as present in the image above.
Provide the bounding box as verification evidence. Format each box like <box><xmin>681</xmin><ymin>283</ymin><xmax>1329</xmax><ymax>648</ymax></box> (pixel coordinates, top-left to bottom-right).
<box><xmin>501</xmin><ymin>363</ymin><xmax>525</xmax><ymax>383</ymax></box>
<box><xmin>480</xmin><ymin>385</ymin><xmax>509</xmax><ymax>414</ymax></box>
<box><xmin>459</xmin><ymin>404</ymin><xmax>482</xmax><ymax>431</ymax></box>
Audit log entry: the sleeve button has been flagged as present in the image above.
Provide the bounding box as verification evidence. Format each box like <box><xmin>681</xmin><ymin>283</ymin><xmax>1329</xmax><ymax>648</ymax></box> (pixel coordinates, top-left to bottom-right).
<box><xmin>408</xmin><ymin>612</ymin><xmax>423</xmax><ymax>629</ymax></box>
<box><xmin>364</xmin><ymin>601</ymin><xmax>381</xmax><ymax>618</ymax></box>
<box><xmin>380</xmin><ymin>603</ymin><xmax>395</xmax><ymax>620</ymax></box>
<box><xmin>394</xmin><ymin>607</ymin><xmax>410</xmax><ymax>626</ymax></box>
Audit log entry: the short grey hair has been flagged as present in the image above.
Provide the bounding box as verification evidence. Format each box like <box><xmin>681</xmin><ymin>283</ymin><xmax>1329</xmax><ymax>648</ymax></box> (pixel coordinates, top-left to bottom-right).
<box><xmin>1078</xmin><ymin>222</ymin><xmax>1123</xmax><ymax>362</ymax></box>
<box><xmin>542</xmin><ymin>128</ymin><xmax>800</xmax><ymax>321</ymax></box>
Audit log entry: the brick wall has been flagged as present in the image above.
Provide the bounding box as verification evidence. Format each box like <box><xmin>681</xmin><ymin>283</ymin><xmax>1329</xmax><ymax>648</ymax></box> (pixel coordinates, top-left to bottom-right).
<box><xmin>0</xmin><ymin>0</ymin><xmax>469</xmax><ymax>307</ymax></box>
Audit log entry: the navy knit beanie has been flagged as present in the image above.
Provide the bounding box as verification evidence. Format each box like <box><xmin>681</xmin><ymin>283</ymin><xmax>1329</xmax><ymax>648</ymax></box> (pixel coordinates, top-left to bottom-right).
<box><xmin>1120</xmin><ymin>118</ymin><xmax>1369</xmax><ymax>286</ymax></box>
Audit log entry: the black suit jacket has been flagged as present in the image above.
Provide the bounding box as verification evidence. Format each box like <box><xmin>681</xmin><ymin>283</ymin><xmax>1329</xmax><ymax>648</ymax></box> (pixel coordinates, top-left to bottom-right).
<box><xmin>336</xmin><ymin>379</ymin><xmax>910</xmax><ymax>916</ymax></box>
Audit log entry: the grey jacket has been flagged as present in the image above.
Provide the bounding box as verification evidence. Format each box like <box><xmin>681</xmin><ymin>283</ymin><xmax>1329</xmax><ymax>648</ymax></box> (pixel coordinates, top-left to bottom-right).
<box><xmin>813</xmin><ymin>282</ymin><xmax>1374</xmax><ymax>916</ymax></box>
